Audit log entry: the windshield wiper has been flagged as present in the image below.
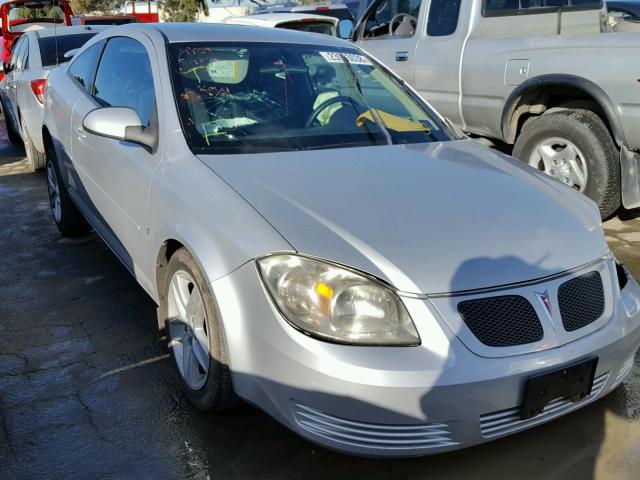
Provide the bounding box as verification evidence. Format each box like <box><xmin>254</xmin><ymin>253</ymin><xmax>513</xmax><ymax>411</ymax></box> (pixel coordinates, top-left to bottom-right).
<box><xmin>340</xmin><ymin>54</ymin><xmax>393</xmax><ymax>146</ymax></box>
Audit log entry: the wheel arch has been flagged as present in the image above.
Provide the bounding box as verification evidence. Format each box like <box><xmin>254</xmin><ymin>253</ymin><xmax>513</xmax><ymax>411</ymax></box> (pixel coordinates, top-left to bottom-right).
<box><xmin>501</xmin><ymin>74</ymin><xmax>626</xmax><ymax>148</ymax></box>
<box><xmin>42</xmin><ymin>124</ymin><xmax>53</xmax><ymax>150</ymax></box>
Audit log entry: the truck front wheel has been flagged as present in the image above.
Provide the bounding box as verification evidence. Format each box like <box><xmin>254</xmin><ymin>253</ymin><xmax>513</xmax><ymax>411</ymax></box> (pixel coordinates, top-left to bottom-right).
<box><xmin>513</xmin><ymin>109</ymin><xmax>620</xmax><ymax>219</ymax></box>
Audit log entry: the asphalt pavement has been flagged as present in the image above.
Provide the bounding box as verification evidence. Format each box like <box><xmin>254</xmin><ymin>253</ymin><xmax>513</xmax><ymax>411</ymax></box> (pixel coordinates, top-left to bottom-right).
<box><xmin>1</xmin><ymin>125</ymin><xmax>639</xmax><ymax>480</ymax></box>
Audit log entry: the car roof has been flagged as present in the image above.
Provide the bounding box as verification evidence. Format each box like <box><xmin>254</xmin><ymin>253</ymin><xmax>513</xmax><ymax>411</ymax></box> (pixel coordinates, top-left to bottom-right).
<box><xmin>34</xmin><ymin>25</ymin><xmax>112</xmax><ymax>39</ymax></box>
<box><xmin>226</xmin><ymin>13</ymin><xmax>339</xmax><ymax>27</ymax></box>
<box><xmin>115</xmin><ymin>22</ymin><xmax>349</xmax><ymax>47</ymax></box>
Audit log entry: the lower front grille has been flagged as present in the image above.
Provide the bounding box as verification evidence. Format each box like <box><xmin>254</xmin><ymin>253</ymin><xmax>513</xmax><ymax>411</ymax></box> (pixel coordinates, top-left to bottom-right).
<box><xmin>479</xmin><ymin>372</ymin><xmax>609</xmax><ymax>438</ymax></box>
<box><xmin>457</xmin><ymin>295</ymin><xmax>543</xmax><ymax>347</ymax></box>
<box><xmin>292</xmin><ymin>403</ymin><xmax>459</xmax><ymax>451</ymax></box>
<box><xmin>558</xmin><ymin>271</ymin><xmax>605</xmax><ymax>332</ymax></box>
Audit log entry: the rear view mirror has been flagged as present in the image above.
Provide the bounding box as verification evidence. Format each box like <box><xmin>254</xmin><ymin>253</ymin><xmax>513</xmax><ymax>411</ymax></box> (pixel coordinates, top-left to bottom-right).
<box><xmin>83</xmin><ymin>107</ymin><xmax>156</xmax><ymax>152</ymax></box>
<box><xmin>338</xmin><ymin>19</ymin><xmax>354</xmax><ymax>39</ymax></box>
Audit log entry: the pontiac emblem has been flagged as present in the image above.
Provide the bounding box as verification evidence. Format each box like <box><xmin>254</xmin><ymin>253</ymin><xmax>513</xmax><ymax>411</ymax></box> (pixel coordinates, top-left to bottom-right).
<box><xmin>536</xmin><ymin>290</ymin><xmax>553</xmax><ymax>316</ymax></box>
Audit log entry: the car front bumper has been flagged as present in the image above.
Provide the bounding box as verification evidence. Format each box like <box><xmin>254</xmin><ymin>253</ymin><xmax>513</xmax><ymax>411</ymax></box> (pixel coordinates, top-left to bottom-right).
<box><xmin>211</xmin><ymin>261</ymin><xmax>640</xmax><ymax>457</ymax></box>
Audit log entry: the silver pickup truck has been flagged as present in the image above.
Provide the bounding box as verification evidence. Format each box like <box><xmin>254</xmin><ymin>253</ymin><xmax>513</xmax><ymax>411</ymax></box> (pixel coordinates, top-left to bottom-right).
<box><xmin>354</xmin><ymin>0</ymin><xmax>640</xmax><ymax>218</ymax></box>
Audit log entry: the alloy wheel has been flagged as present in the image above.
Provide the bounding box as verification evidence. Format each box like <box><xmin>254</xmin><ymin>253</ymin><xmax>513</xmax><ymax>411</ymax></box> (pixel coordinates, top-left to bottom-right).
<box><xmin>46</xmin><ymin>161</ymin><xmax>62</xmax><ymax>223</ymax></box>
<box><xmin>167</xmin><ymin>270</ymin><xmax>211</xmax><ymax>391</ymax></box>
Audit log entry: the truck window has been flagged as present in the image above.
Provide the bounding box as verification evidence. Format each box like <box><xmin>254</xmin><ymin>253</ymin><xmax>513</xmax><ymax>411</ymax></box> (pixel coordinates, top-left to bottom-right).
<box><xmin>427</xmin><ymin>0</ymin><xmax>462</xmax><ymax>36</ymax></box>
<box><xmin>362</xmin><ymin>0</ymin><xmax>421</xmax><ymax>38</ymax></box>
<box><xmin>483</xmin><ymin>0</ymin><xmax>602</xmax><ymax>17</ymax></box>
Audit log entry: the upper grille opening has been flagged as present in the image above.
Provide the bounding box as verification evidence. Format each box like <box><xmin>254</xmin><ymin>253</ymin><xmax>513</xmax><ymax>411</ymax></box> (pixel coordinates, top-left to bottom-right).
<box><xmin>558</xmin><ymin>271</ymin><xmax>605</xmax><ymax>332</ymax></box>
<box><xmin>457</xmin><ymin>295</ymin><xmax>544</xmax><ymax>347</ymax></box>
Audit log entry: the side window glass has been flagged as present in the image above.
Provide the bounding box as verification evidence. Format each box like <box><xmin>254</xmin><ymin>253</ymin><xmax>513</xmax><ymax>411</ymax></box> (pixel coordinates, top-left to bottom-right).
<box><xmin>68</xmin><ymin>42</ymin><xmax>103</xmax><ymax>92</ymax></box>
<box><xmin>18</xmin><ymin>38</ymin><xmax>28</xmax><ymax>70</ymax></box>
<box><xmin>484</xmin><ymin>0</ymin><xmax>602</xmax><ymax>16</ymax></box>
<box><xmin>93</xmin><ymin>37</ymin><xmax>156</xmax><ymax>126</ymax></box>
<box><xmin>362</xmin><ymin>0</ymin><xmax>421</xmax><ymax>38</ymax></box>
<box><xmin>9</xmin><ymin>39</ymin><xmax>24</xmax><ymax>71</ymax></box>
<box><xmin>427</xmin><ymin>0</ymin><xmax>462</xmax><ymax>36</ymax></box>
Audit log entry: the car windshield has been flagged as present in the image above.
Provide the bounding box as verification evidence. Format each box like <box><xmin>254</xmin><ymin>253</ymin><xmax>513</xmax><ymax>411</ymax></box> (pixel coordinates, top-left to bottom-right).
<box><xmin>169</xmin><ymin>42</ymin><xmax>450</xmax><ymax>154</ymax></box>
<box><xmin>7</xmin><ymin>4</ymin><xmax>64</xmax><ymax>31</ymax></box>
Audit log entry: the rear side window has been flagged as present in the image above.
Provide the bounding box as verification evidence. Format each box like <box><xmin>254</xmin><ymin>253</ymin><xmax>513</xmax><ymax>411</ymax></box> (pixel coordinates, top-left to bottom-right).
<box><xmin>17</xmin><ymin>37</ymin><xmax>29</xmax><ymax>70</ymax></box>
<box><xmin>68</xmin><ymin>41</ymin><xmax>103</xmax><ymax>92</ymax></box>
<box><xmin>427</xmin><ymin>0</ymin><xmax>462</xmax><ymax>36</ymax></box>
<box><xmin>483</xmin><ymin>0</ymin><xmax>602</xmax><ymax>16</ymax></box>
<box><xmin>93</xmin><ymin>37</ymin><xmax>156</xmax><ymax>126</ymax></box>
<box><xmin>9</xmin><ymin>38</ymin><xmax>24</xmax><ymax>71</ymax></box>
<box><xmin>39</xmin><ymin>33</ymin><xmax>97</xmax><ymax>67</ymax></box>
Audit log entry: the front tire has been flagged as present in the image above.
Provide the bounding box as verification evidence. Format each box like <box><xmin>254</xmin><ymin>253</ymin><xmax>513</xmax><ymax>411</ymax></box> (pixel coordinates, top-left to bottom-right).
<box><xmin>21</xmin><ymin>116</ymin><xmax>45</xmax><ymax>172</ymax></box>
<box><xmin>46</xmin><ymin>147</ymin><xmax>91</xmax><ymax>237</ymax></box>
<box><xmin>513</xmin><ymin>109</ymin><xmax>620</xmax><ymax>219</ymax></box>
<box><xmin>163</xmin><ymin>248</ymin><xmax>238</xmax><ymax>411</ymax></box>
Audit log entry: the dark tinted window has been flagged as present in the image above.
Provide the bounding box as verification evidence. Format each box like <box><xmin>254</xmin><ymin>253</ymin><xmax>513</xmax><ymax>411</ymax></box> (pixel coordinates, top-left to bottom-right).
<box><xmin>483</xmin><ymin>0</ymin><xmax>602</xmax><ymax>16</ymax></box>
<box><xmin>39</xmin><ymin>33</ymin><xmax>97</xmax><ymax>67</ymax></box>
<box><xmin>427</xmin><ymin>0</ymin><xmax>462</xmax><ymax>36</ymax></box>
<box><xmin>93</xmin><ymin>37</ymin><xmax>155</xmax><ymax>126</ymax></box>
<box><xmin>82</xmin><ymin>18</ymin><xmax>138</xmax><ymax>25</ymax></box>
<box><xmin>68</xmin><ymin>41</ymin><xmax>103</xmax><ymax>92</ymax></box>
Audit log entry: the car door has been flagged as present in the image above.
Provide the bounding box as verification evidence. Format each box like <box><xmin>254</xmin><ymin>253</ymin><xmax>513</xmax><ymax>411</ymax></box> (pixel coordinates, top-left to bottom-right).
<box><xmin>355</xmin><ymin>0</ymin><xmax>423</xmax><ymax>84</ymax></box>
<box><xmin>3</xmin><ymin>37</ymin><xmax>26</xmax><ymax>130</ymax></box>
<box><xmin>71</xmin><ymin>34</ymin><xmax>164</xmax><ymax>285</ymax></box>
<box><xmin>59</xmin><ymin>40</ymin><xmax>108</xmax><ymax>231</ymax></box>
<box><xmin>411</xmin><ymin>0</ymin><xmax>465</xmax><ymax>124</ymax></box>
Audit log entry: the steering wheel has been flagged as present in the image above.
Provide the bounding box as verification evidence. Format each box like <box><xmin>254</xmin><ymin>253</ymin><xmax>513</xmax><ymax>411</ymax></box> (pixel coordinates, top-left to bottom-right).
<box><xmin>389</xmin><ymin>13</ymin><xmax>418</xmax><ymax>36</ymax></box>
<box><xmin>305</xmin><ymin>95</ymin><xmax>362</xmax><ymax>128</ymax></box>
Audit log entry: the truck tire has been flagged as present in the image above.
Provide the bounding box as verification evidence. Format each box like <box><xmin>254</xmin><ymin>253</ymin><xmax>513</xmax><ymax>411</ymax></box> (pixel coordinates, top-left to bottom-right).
<box><xmin>513</xmin><ymin>109</ymin><xmax>620</xmax><ymax>219</ymax></box>
<box><xmin>162</xmin><ymin>248</ymin><xmax>238</xmax><ymax>411</ymax></box>
<box><xmin>21</xmin><ymin>116</ymin><xmax>46</xmax><ymax>172</ymax></box>
<box><xmin>46</xmin><ymin>146</ymin><xmax>91</xmax><ymax>237</ymax></box>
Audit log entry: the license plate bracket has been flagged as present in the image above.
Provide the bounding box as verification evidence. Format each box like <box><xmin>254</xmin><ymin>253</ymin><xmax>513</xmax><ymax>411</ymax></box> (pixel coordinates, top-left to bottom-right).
<box><xmin>520</xmin><ymin>357</ymin><xmax>598</xmax><ymax>420</ymax></box>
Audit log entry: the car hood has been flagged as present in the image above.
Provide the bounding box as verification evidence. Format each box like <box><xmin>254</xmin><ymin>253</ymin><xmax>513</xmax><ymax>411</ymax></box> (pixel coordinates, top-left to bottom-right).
<box><xmin>198</xmin><ymin>140</ymin><xmax>608</xmax><ymax>294</ymax></box>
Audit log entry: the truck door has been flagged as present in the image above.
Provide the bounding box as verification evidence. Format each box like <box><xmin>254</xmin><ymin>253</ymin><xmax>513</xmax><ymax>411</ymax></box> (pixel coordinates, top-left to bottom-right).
<box><xmin>411</xmin><ymin>0</ymin><xmax>465</xmax><ymax>124</ymax></box>
<box><xmin>355</xmin><ymin>0</ymin><xmax>423</xmax><ymax>84</ymax></box>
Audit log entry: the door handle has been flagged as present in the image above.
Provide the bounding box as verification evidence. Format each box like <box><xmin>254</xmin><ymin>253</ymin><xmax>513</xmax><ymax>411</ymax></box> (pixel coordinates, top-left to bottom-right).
<box><xmin>395</xmin><ymin>51</ymin><xmax>409</xmax><ymax>62</ymax></box>
<box><xmin>9</xmin><ymin>84</ymin><xmax>16</xmax><ymax>89</ymax></box>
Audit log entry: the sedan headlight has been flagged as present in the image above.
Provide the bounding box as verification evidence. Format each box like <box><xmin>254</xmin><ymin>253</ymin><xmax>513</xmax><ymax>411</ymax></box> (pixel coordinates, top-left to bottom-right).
<box><xmin>257</xmin><ymin>254</ymin><xmax>420</xmax><ymax>346</ymax></box>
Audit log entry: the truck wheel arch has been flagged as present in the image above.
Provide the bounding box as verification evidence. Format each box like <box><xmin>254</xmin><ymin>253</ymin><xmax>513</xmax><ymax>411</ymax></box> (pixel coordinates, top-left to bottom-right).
<box><xmin>501</xmin><ymin>74</ymin><xmax>626</xmax><ymax>148</ymax></box>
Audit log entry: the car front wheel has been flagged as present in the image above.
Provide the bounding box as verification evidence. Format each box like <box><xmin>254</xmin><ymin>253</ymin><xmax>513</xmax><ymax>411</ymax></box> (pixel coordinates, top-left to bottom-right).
<box><xmin>163</xmin><ymin>248</ymin><xmax>238</xmax><ymax>411</ymax></box>
<box><xmin>513</xmin><ymin>109</ymin><xmax>620</xmax><ymax>219</ymax></box>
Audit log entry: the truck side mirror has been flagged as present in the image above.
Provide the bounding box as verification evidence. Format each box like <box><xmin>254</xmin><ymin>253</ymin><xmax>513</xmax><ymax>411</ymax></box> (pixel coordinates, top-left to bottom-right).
<box><xmin>338</xmin><ymin>19</ymin><xmax>354</xmax><ymax>39</ymax></box>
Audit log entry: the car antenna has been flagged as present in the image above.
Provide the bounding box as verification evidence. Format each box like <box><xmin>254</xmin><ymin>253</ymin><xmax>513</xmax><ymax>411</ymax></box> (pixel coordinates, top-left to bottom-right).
<box><xmin>53</xmin><ymin>0</ymin><xmax>59</xmax><ymax>65</ymax></box>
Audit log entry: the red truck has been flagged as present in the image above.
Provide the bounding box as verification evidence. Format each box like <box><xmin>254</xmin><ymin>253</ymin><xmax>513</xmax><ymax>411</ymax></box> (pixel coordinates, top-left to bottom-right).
<box><xmin>0</xmin><ymin>0</ymin><xmax>74</xmax><ymax>77</ymax></box>
<box><xmin>123</xmin><ymin>1</ymin><xmax>159</xmax><ymax>23</ymax></box>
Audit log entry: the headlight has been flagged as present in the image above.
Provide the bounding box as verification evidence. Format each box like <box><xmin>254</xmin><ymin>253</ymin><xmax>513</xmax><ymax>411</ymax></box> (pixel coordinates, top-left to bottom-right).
<box><xmin>256</xmin><ymin>254</ymin><xmax>420</xmax><ymax>346</ymax></box>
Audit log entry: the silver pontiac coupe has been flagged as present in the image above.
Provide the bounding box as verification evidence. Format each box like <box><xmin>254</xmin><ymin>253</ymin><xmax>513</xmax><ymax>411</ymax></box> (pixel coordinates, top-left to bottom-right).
<box><xmin>42</xmin><ymin>23</ymin><xmax>640</xmax><ymax>456</ymax></box>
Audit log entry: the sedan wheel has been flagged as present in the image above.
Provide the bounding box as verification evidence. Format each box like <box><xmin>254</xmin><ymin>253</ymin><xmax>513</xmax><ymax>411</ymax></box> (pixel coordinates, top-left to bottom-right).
<box><xmin>528</xmin><ymin>137</ymin><xmax>588</xmax><ymax>192</ymax></box>
<box><xmin>163</xmin><ymin>248</ymin><xmax>238</xmax><ymax>411</ymax></box>
<box><xmin>46</xmin><ymin>160</ymin><xmax>62</xmax><ymax>223</ymax></box>
<box><xmin>167</xmin><ymin>270</ymin><xmax>211</xmax><ymax>391</ymax></box>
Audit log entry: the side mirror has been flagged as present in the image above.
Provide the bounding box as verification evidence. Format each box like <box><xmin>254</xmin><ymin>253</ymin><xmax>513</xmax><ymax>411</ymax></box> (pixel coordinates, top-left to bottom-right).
<box><xmin>83</xmin><ymin>107</ymin><xmax>156</xmax><ymax>152</ymax></box>
<box><xmin>338</xmin><ymin>19</ymin><xmax>354</xmax><ymax>39</ymax></box>
<box><xmin>64</xmin><ymin>48</ymin><xmax>79</xmax><ymax>60</ymax></box>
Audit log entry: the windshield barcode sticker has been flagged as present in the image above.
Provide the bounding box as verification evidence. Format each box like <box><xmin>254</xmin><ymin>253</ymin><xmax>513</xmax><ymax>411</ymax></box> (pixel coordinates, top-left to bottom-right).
<box><xmin>319</xmin><ymin>52</ymin><xmax>372</xmax><ymax>65</ymax></box>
